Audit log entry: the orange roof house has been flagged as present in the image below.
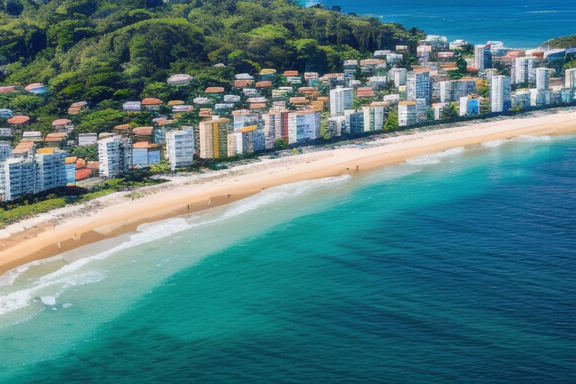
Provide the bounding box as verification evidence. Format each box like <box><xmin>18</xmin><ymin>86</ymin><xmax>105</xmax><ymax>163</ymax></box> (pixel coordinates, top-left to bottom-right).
<box><xmin>141</xmin><ymin>98</ymin><xmax>163</xmax><ymax>106</ymax></box>
<box><xmin>249</xmin><ymin>103</ymin><xmax>267</xmax><ymax>110</ymax></box>
<box><xmin>114</xmin><ymin>123</ymin><xmax>131</xmax><ymax>131</ymax></box>
<box><xmin>0</xmin><ymin>85</ymin><xmax>16</xmax><ymax>93</ymax></box>
<box><xmin>132</xmin><ymin>126</ymin><xmax>154</xmax><ymax>136</ymax></box>
<box><xmin>52</xmin><ymin>119</ymin><xmax>72</xmax><ymax>127</ymax></box>
<box><xmin>233</xmin><ymin>80</ymin><xmax>253</xmax><ymax>88</ymax></box>
<box><xmin>255</xmin><ymin>81</ymin><xmax>273</xmax><ymax>88</ymax></box>
<box><xmin>8</xmin><ymin>115</ymin><xmax>30</xmax><ymax>125</ymax></box>
<box><xmin>205</xmin><ymin>87</ymin><xmax>225</xmax><ymax>94</ymax></box>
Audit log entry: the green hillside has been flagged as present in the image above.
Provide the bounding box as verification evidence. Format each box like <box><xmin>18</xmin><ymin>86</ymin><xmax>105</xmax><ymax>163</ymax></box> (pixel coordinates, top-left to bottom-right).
<box><xmin>542</xmin><ymin>35</ymin><xmax>576</xmax><ymax>49</ymax></box>
<box><xmin>0</xmin><ymin>0</ymin><xmax>424</xmax><ymax>131</ymax></box>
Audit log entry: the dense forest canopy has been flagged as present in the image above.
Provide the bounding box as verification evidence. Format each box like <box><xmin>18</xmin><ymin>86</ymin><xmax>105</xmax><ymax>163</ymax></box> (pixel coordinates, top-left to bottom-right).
<box><xmin>0</xmin><ymin>0</ymin><xmax>424</xmax><ymax>133</ymax></box>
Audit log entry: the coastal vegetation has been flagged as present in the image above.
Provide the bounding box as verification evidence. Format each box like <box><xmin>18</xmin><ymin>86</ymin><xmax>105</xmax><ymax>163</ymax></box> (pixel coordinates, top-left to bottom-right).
<box><xmin>0</xmin><ymin>170</ymin><xmax>166</xmax><ymax>227</ymax></box>
<box><xmin>0</xmin><ymin>0</ymin><xmax>424</xmax><ymax>135</ymax></box>
<box><xmin>543</xmin><ymin>35</ymin><xmax>576</xmax><ymax>50</ymax></box>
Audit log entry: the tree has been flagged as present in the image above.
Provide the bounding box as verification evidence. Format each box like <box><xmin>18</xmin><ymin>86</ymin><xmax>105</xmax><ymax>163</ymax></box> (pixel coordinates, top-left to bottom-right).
<box><xmin>443</xmin><ymin>103</ymin><xmax>459</xmax><ymax>120</ymax></box>
<box><xmin>70</xmin><ymin>144</ymin><xmax>99</xmax><ymax>161</ymax></box>
<box><xmin>274</xmin><ymin>138</ymin><xmax>288</xmax><ymax>149</ymax></box>
<box><xmin>384</xmin><ymin>108</ymin><xmax>398</xmax><ymax>131</ymax></box>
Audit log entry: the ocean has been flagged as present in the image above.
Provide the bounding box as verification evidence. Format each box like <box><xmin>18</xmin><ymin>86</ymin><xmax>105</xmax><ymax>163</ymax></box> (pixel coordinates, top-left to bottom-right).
<box><xmin>313</xmin><ymin>0</ymin><xmax>576</xmax><ymax>48</ymax></box>
<box><xmin>1</xmin><ymin>133</ymin><xmax>575</xmax><ymax>383</ymax></box>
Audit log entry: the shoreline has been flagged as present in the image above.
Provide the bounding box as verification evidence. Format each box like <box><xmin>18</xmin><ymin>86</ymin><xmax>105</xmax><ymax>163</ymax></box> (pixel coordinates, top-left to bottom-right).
<box><xmin>1</xmin><ymin>111</ymin><xmax>576</xmax><ymax>275</ymax></box>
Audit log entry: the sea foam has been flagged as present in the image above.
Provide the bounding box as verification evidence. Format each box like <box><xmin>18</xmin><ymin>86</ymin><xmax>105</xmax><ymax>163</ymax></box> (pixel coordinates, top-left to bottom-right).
<box><xmin>0</xmin><ymin>175</ymin><xmax>351</xmax><ymax>319</ymax></box>
<box><xmin>481</xmin><ymin>139</ymin><xmax>509</xmax><ymax>148</ymax></box>
<box><xmin>405</xmin><ymin>147</ymin><xmax>465</xmax><ymax>165</ymax></box>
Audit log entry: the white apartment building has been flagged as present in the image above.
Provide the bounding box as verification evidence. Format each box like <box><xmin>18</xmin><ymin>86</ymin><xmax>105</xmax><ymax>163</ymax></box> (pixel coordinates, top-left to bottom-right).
<box><xmin>565</xmin><ymin>68</ymin><xmax>576</xmax><ymax>89</ymax></box>
<box><xmin>261</xmin><ymin>113</ymin><xmax>279</xmax><ymax>149</ymax></box>
<box><xmin>0</xmin><ymin>158</ymin><xmax>36</xmax><ymax>201</ymax></box>
<box><xmin>362</xmin><ymin>105</ymin><xmax>386</xmax><ymax>132</ymax></box>
<box><xmin>490</xmin><ymin>75</ymin><xmax>511</xmax><ymax>113</ymax></box>
<box><xmin>535</xmin><ymin>67</ymin><xmax>549</xmax><ymax>91</ymax></box>
<box><xmin>326</xmin><ymin>116</ymin><xmax>347</xmax><ymax>137</ymax></box>
<box><xmin>388</xmin><ymin>68</ymin><xmax>407</xmax><ymax>87</ymax></box>
<box><xmin>98</xmin><ymin>136</ymin><xmax>132</xmax><ymax>178</ymax></box>
<box><xmin>474</xmin><ymin>44</ymin><xmax>492</xmax><ymax>71</ymax></box>
<box><xmin>35</xmin><ymin>151</ymin><xmax>67</xmax><ymax>193</ymax></box>
<box><xmin>287</xmin><ymin>110</ymin><xmax>321</xmax><ymax>144</ymax></box>
<box><xmin>165</xmin><ymin>128</ymin><xmax>194</xmax><ymax>171</ymax></box>
<box><xmin>0</xmin><ymin>141</ymin><xmax>11</xmax><ymax>162</ymax></box>
<box><xmin>514</xmin><ymin>57</ymin><xmax>535</xmax><ymax>84</ymax></box>
<box><xmin>329</xmin><ymin>87</ymin><xmax>353</xmax><ymax>116</ymax></box>
<box><xmin>407</xmin><ymin>70</ymin><xmax>430</xmax><ymax>102</ymax></box>
<box><xmin>398</xmin><ymin>101</ymin><xmax>417</xmax><ymax>127</ymax></box>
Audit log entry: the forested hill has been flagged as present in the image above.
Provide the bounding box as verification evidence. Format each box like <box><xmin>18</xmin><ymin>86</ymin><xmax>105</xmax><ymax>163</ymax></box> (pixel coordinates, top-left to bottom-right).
<box><xmin>0</xmin><ymin>0</ymin><xmax>424</xmax><ymax>118</ymax></box>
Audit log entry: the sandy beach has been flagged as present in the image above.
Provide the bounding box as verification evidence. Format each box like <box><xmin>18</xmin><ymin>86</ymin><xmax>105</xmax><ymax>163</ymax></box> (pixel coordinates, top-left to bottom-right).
<box><xmin>1</xmin><ymin>110</ymin><xmax>575</xmax><ymax>275</ymax></box>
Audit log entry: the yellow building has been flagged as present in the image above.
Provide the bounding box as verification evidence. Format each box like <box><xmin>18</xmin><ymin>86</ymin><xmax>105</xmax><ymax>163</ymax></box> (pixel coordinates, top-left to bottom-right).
<box><xmin>199</xmin><ymin>117</ymin><xmax>230</xmax><ymax>159</ymax></box>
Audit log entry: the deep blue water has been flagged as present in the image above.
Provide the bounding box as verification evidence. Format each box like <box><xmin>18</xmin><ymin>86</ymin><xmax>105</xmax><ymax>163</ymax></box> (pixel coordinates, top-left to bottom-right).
<box><xmin>0</xmin><ymin>134</ymin><xmax>575</xmax><ymax>383</ymax></box>
<box><xmin>314</xmin><ymin>0</ymin><xmax>576</xmax><ymax>48</ymax></box>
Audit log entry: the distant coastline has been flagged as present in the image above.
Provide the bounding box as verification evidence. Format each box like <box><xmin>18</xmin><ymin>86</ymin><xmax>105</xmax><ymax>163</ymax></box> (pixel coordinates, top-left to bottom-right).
<box><xmin>314</xmin><ymin>0</ymin><xmax>576</xmax><ymax>48</ymax></box>
<box><xmin>1</xmin><ymin>109</ymin><xmax>575</xmax><ymax>276</ymax></box>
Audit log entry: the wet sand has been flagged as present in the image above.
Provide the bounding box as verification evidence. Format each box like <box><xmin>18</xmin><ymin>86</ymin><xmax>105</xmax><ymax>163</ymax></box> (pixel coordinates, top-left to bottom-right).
<box><xmin>1</xmin><ymin>111</ymin><xmax>575</xmax><ymax>275</ymax></box>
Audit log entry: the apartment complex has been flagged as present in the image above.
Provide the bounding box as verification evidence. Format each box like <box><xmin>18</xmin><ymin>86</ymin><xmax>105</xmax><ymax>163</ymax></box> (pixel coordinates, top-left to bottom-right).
<box><xmin>490</xmin><ymin>75</ymin><xmax>512</xmax><ymax>113</ymax></box>
<box><xmin>398</xmin><ymin>101</ymin><xmax>417</xmax><ymax>127</ymax></box>
<box><xmin>0</xmin><ymin>149</ymin><xmax>68</xmax><ymax>201</ymax></box>
<box><xmin>98</xmin><ymin>136</ymin><xmax>132</xmax><ymax>178</ymax></box>
<box><xmin>407</xmin><ymin>70</ymin><xmax>430</xmax><ymax>102</ymax></box>
<box><xmin>199</xmin><ymin>117</ymin><xmax>230</xmax><ymax>159</ymax></box>
<box><xmin>165</xmin><ymin>128</ymin><xmax>195</xmax><ymax>170</ymax></box>
<box><xmin>329</xmin><ymin>87</ymin><xmax>353</xmax><ymax>116</ymax></box>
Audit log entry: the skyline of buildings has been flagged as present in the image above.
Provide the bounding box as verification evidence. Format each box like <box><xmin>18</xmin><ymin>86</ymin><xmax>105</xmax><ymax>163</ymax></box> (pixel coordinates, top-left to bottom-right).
<box><xmin>1</xmin><ymin>36</ymin><xmax>576</xmax><ymax>201</ymax></box>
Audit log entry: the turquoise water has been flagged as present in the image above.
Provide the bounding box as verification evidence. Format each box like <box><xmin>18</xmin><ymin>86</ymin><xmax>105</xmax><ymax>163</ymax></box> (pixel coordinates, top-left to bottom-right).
<box><xmin>1</xmin><ymin>134</ymin><xmax>575</xmax><ymax>383</ymax></box>
<box><xmin>314</xmin><ymin>0</ymin><xmax>576</xmax><ymax>48</ymax></box>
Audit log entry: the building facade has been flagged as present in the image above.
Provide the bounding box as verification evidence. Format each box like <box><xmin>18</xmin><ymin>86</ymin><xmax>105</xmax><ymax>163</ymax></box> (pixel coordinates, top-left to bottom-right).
<box><xmin>490</xmin><ymin>75</ymin><xmax>512</xmax><ymax>113</ymax></box>
<box><xmin>407</xmin><ymin>70</ymin><xmax>430</xmax><ymax>102</ymax></box>
<box><xmin>166</xmin><ymin>128</ymin><xmax>195</xmax><ymax>170</ymax></box>
<box><xmin>199</xmin><ymin>117</ymin><xmax>230</xmax><ymax>159</ymax></box>
<box><xmin>474</xmin><ymin>44</ymin><xmax>492</xmax><ymax>71</ymax></box>
<box><xmin>398</xmin><ymin>101</ymin><xmax>417</xmax><ymax>127</ymax></box>
<box><xmin>535</xmin><ymin>67</ymin><xmax>549</xmax><ymax>91</ymax></box>
<box><xmin>98</xmin><ymin>136</ymin><xmax>132</xmax><ymax>178</ymax></box>
<box><xmin>329</xmin><ymin>87</ymin><xmax>353</xmax><ymax>116</ymax></box>
<box><xmin>514</xmin><ymin>57</ymin><xmax>535</xmax><ymax>85</ymax></box>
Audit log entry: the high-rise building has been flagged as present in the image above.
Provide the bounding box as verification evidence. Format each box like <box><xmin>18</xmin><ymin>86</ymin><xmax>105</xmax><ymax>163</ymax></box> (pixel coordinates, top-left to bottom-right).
<box><xmin>326</xmin><ymin>116</ymin><xmax>347</xmax><ymax>137</ymax></box>
<box><xmin>0</xmin><ymin>141</ymin><xmax>11</xmax><ymax>162</ymax></box>
<box><xmin>0</xmin><ymin>158</ymin><xmax>36</xmax><ymax>201</ymax></box>
<box><xmin>388</xmin><ymin>68</ymin><xmax>407</xmax><ymax>88</ymax></box>
<box><xmin>227</xmin><ymin>125</ymin><xmax>266</xmax><ymax>156</ymax></box>
<box><xmin>474</xmin><ymin>44</ymin><xmax>492</xmax><ymax>71</ymax></box>
<box><xmin>98</xmin><ymin>136</ymin><xmax>132</xmax><ymax>178</ymax></box>
<box><xmin>406</xmin><ymin>70</ymin><xmax>430</xmax><ymax>102</ymax></box>
<box><xmin>490</xmin><ymin>75</ymin><xmax>511</xmax><ymax>113</ymax></box>
<box><xmin>329</xmin><ymin>87</ymin><xmax>353</xmax><ymax>116</ymax></box>
<box><xmin>398</xmin><ymin>101</ymin><xmax>417</xmax><ymax>127</ymax></box>
<box><xmin>166</xmin><ymin>128</ymin><xmax>194</xmax><ymax>170</ymax></box>
<box><xmin>514</xmin><ymin>57</ymin><xmax>535</xmax><ymax>84</ymax></box>
<box><xmin>35</xmin><ymin>150</ymin><xmax>67</xmax><ymax>193</ymax></box>
<box><xmin>535</xmin><ymin>68</ymin><xmax>549</xmax><ymax>91</ymax></box>
<box><xmin>199</xmin><ymin>117</ymin><xmax>230</xmax><ymax>159</ymax></box>
<box><xmin>267</xmin><ymin>106</ymin><xmax>290</xmax><ymax>144</ymax></box>
<box><xmin>261</xmin><ymin>113</ymin><xmax>278</xmax><ymax>149</ymax></box>
<box><xmin>287</xmin><ymin>110</ymin><xmax>321</xmax><ymax>144</ymax></box>
<box><xmin>416</xmin><ymin>98</ymin><xmax>427</xmax><ymax>122</ymax></box>
<box><xmin>344</xmin><ymin>110</ymin><xmax>364</xmax><ymax>135</ymax></box>
<box><xmin>565</xmin><ymin>68</ymin><xmax>576</xmax><ymax>89</ymax></box>
<box><xmin>362</xmin><ymin>105</ymin><xmax>386</xmax><ymax>132</ymax></box>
